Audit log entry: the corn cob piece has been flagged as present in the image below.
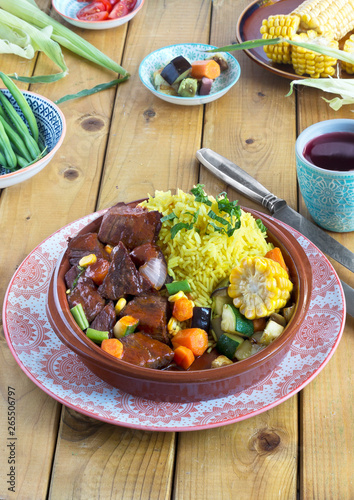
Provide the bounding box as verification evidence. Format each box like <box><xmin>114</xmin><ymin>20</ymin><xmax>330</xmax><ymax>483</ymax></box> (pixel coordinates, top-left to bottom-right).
<box><xmin>260</xmin><ymin>15</ymin><xmax>300</xmax><ymax>63</ymax></box>
<box><xmin>228</xmin><ymin>256</ymin><xmax>293</xmax><ymax>320</ymax></box>
<box><xmin>342</xmin><ymin>34</ymin><xmax>354</xmax><ymax>74</ymax></box>
<box><xmin>291</xmin><ymin>0</ymin><xmax>354</xmax><ymax>40</ymax></box>
<box><xmin>291</xmin><ymin>30</ymin><xmax>338</xmax><ymax>77</ymax></box>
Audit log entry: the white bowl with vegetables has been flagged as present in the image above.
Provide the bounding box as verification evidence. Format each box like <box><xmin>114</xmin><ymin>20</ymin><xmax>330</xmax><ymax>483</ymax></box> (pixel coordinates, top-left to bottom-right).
<box><xmin>0</xmin><ymin>78</ymin><xmax>66</xmax><ymax>189</ymax></box>
<box><xmin>139</xmin><ymin>43</ymin><xmax>241</xmax><ymax>105</ymax></box>
<box><xmin>52</xmin><ymin>0</ymin><xmax>145</xmax><ymax>30</ymax></box>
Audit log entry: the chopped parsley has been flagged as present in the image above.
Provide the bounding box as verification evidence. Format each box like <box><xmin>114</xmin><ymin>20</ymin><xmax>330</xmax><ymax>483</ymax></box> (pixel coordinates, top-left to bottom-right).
<box><xmin>163</xmin><ymin>184</ymin><xmax>251</xmax><ymax>239</ymax></box>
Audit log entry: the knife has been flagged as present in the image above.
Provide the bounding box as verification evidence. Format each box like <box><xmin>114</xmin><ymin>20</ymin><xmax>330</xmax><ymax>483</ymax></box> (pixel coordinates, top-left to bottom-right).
<box><xmin>196</xmin><ymin>148</ymin><xmax>354</xmax><ymax>316</ymax></box>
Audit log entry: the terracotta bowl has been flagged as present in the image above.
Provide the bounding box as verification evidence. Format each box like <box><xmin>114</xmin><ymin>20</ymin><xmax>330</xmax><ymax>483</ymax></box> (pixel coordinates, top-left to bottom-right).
<box><xmin>46</xmin><ymin>206</ymin><xmax>312</xmax><ymax>403</ymax></box>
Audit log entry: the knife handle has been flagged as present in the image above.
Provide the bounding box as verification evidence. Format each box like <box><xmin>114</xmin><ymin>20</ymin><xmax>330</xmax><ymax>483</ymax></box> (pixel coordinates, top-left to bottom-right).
<box><xmin>196</xmin><ymin>148</ymin><xmax>286</xmax><ymax>212</ymax></box>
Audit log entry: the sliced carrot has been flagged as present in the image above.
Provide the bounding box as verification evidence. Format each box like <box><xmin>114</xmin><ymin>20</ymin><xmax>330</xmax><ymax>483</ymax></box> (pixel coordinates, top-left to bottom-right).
<box><xmin>172</xmin><ymin>328</ymin><xmax>208</xmax><ymax>356</ymax></box>
<box><xmin>265</xmin><ymin>247</ymin><xmax>288</xmax><ymax>273</ymax></box>
<box><xmin>191</xmin><ymin>60</ymin><xmax>220</xmax><ymax>80</ymax></box>
<box><xmin>173</xmin><ymin>345</ymin><xmax>195</xmax><ymax>370</ymax></box>
<box><xmin>101</xmin><ymin>338</ymin><xmax>123</xmax><ymax>359</ymax></box>
<box><xmin>172</xmin><ymin>297</ymin><xmax>194</xmax><ymax>322</ymax></box>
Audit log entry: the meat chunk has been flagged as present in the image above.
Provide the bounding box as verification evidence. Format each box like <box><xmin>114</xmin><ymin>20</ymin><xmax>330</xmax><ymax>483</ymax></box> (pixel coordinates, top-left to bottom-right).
<box><xmin>98</xmin><ymin>242</ymin><xmax>151</xmax><ymax>300</ymax></box>
<box><xmin>120</xmin><ymin>332</ymin><xmax>174</xmax><ymax>369</ymax></box>
<box><xmin>67</xmin><ymin>233</ymin><xmax>109</xmax><ymax>266</ymax></box>
<box><xmin>121</xmin><ymin>295</ymin><xmax>170</xmax><ymax>344</ymax></box>
<box><xmin>90</xmin><ymin>301</ymin><xmax>116</xmax><ymax>335</ymax></box>
<box><xmin>64</xmin><ymin>265</ymin><xmax>83</xmax><ymax>290</ymax></box>
<box><xmin>67</xmin><ymin>277</ymin><xmax>105</xmax><ymax>323</ymax></box>
<box><xmin>130</xmin><ymin>243</ymin><xmax>165</xmax><ymax>268</ymax></box>
<box><xmin>98</xmin><ymin>204</ymin><xmax>162</xmax><ymax>251</ymax></box>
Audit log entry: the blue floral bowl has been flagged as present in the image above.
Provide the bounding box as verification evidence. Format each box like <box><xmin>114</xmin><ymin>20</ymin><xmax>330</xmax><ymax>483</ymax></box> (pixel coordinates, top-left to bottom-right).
<box><xmin>0</xmin><ymin>89</ymin><xmax>66</xmax><ymax>189</ymax></box>
<box><xmin>139</xmin><ymin>43</ymin><xmax>241</xmax><ymax>106</ymax></box>
<box><xmin>295</xmin><ymin>119</ymin><xmax>354</xmax><ymax>233</ymax></box>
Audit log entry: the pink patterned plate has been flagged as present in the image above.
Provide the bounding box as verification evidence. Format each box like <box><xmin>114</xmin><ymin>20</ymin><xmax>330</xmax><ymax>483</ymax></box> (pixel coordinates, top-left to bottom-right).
<box><xmin>2</xmin><ymin>210</ymin><xmax>346</xmax><ymax>432</ymax></box>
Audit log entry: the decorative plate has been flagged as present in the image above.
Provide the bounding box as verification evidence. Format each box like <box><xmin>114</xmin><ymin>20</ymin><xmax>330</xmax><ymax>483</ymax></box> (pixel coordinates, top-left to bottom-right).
<box><xmin>139</xmin><ymin>43</ymin><xmax>241</xmax><ymax>105</ymax></box>
<box><xmin>52</xmin><ymin>0</ymin><xmax>144</xmax><ymax>30</ymax></box>
<box><xmin>2</xmin><ymin>210</ymin><xmax>345</xmax><ymax>432</ymax></box>
<box><xmin>236</xmin><ymin>0</ymin><xmax>353</xmax><ymax>80</ymax></box>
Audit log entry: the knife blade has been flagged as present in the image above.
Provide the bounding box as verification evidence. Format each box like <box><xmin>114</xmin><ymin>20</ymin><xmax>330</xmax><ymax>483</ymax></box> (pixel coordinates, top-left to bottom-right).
<box><xmin>196</xmin><ymin>148</ymin><xmax>354</xmax><ymax>316</ymax></box>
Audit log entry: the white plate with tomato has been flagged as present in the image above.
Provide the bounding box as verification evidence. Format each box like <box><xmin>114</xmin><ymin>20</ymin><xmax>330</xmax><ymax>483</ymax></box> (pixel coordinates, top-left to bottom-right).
<box><xmin>52</xmin><ymin>0</ymin><xmax>144</xmax><ymax>29</ymax></box>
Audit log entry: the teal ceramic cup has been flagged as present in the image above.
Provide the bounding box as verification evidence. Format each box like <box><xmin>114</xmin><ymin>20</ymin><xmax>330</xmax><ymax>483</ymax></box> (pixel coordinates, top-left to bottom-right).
<box><xmin>295</xmin><ymin>119</ymin><xmax>354</xmax><ymax>233</ymax></box>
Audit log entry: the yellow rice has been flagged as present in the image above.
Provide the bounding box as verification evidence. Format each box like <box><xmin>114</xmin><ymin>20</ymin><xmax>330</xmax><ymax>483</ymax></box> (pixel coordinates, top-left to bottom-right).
<box><xmin>140</xmin><ymin>189</ymin><xmax>273</xmax><ymax>307</ymax></box>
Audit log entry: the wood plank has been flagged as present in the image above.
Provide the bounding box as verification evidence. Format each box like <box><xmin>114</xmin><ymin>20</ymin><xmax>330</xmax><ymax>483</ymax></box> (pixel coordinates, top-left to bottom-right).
<box><xmin>176</xmin><ymin>404</ymin><xmax>298</xmax><ymax>500</ymax></box>
<box><xmin>49</xmin><ymin>408</ymin><xmax>175</xmax><ymax>500</ymax></box>
<box><xmin>48</xmin><ymin>2</ymin><xmax>212</xmax><ymax>499</ymax></box>
<box><xmin>174</xmin><ymin>1</ymin><xmax>299</xmax><ymax>499</ymax></box>
<box><xmin>0</xmin><ymin>1</ymin><xmax>128</xmax><ymax>497</ymax></box>
<box><xmin>97</xmin><ymin>0</ymin><xmax>212</xmax><ymax>208</ymax></box>
<box><xmin>296</xmin><ymin>86</ymin><xmax>354</xmax><ymax>500</ymax></box>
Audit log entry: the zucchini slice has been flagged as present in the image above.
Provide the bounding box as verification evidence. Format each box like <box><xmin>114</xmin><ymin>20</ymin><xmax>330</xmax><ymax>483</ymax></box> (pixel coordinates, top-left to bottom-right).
<box><xmin>216</xmin><ymin>333</ymin><xmax>244</xmax><ymax>360</ymax></box>
<box><xmin>221</xmin><ymin>304</ymin><xmax>254</xmax><ymax>337</ymax></box>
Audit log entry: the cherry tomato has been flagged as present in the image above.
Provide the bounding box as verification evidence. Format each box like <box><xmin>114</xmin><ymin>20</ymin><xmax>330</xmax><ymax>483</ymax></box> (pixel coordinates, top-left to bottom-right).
<box><xmin>107</xmin><ymin>0</ymin><xmax>120</xmax><ymax>5</ymax></box>
<box><xmin>108</xmin><ymin>2</ymin><xmax>129</xmax><ymax>18</ymax></box>
<box><xmin>77</xmin><ymin>1</ymin><xmax>110</xmax><ymax>20</ymax></box>
<box><xmin>79</xmin><ymin>11</ymin><xmax>109</xmax><ymax>20</ymax></box>
<box><xmin>120</xmin><ymin>0</ymin><xmax>137</xmax><ymax>11</ymax></box>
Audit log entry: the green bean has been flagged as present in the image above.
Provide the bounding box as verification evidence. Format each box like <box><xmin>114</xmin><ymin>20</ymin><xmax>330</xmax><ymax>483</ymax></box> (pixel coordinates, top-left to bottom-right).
<box><xmin>0</xmin><ymin>115</ymin><xmax>32</xmax><ymax>163</ymax></box>
<box><xmin>16</xmin><ymin>155</ymin><xmax>30</xmax><ymax>169</ymax></box>
<box><xmin>0</xmin><ymin>72</ymin><xmax>39</xmax><ymax>142</ymax></box>
<box><xmin>0</xmin><ymin>119</ymin><xmax>17</xmax><ymax>170</ymax></box>
<box><xmin>0</xmin><ymin>92</ymin><xmax>41</xmax><ymax>159</ymax></box>
<box><xmin>0</xmin><ymin>150</ymin><xmax>8</xmax><ymax>168</ymax></box>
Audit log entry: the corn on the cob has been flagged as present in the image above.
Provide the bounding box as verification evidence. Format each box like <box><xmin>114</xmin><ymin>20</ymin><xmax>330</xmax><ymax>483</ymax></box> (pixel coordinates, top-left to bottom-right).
<box><xmin>291</xmin><ymin>30</ymin><xmax>338</xmax><ymax>77</ymax></box>
<box><xmin>228</xmin><ymin>256</ymin><xmax>293</xmax><ymax>320</ymax></box>
<box><xmin>291</xmin><ymin>0</ymin><xmax>354</xmax><ymax>40</ymax></box>
<box><xmin>342</xmin><ymin>34</ymin><xmax>354</xmax><ymax>74</ymax></box>
<box><xmin>260</xmin><ymin>15</ymin><xmax>300</xmax><ymax>63</ymax></box>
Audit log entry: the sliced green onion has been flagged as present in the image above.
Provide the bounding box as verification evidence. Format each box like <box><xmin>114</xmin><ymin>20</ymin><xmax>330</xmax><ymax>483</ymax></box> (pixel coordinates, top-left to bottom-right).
<box><xmin>70</xmin><ymin>304</ymin><xmax>89</xmax><ymax>331</ymax></box>
<box><xmin>86</xmin><ymin>328</ymin><xmax>109</xmax><ymax>344</ymax></box>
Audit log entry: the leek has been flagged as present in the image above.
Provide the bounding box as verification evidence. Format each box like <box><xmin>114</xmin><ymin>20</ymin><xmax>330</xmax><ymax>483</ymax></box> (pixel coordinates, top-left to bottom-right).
<box><xmin>0</xmin><ymin>0</ymin><xmax>129</xmax><ymax>78</ymax></box>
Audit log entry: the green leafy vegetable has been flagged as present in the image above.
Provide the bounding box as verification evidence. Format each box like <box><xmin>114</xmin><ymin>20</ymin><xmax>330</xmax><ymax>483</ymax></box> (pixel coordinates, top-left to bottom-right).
<box><xmin>161</xmin><ymin>212</ymin><xmax>177</xmax><ymax>222</ymax></box>
<box><xmin>256</xmin><ymin>219</ymin><xmax>267</xmax><ymax>233</ymax></box>
<box><xmin>171</xmin><ymin>210</ymin><xmax>200</xmax><ymax>239</ymax></box>
<box><xmin>191</xmin><ymin>184</ymin><xmax>212</xmax><ymax>206</ymax></box>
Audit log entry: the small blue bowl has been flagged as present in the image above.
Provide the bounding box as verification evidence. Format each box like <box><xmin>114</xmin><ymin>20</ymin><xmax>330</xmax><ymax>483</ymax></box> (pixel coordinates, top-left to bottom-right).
<box><xmin>295</xmin><ymin>119</ymin><xmax>354</xmax><ymax>233</ymax></box>
<box><xmin>0</xmin><ymin>89</ymin><xmax>66</xmax><ymax>188</ymax></box>
<box><xmin>139</xmin><ymin>43</ymin><xmax>241</xmax><ymax>106</ymax></box>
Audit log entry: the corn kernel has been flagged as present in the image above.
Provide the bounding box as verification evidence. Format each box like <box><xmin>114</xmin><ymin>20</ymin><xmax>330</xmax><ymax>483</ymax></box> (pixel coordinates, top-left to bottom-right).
<box><xmin>168</xmin><ymin>291</ymin><xmax>186</xmax><ymax>302</ymax></box>
<box><xmin>104</xmin><ymin>244</ymin><xmax>114</xmax><ymax>254</ymax></box>
<box><xmin>115</xmin><ymin>298</ymin><xmax>127</xmax><ymax>315</ymax></box>
<box><xmin>79</xmin><ymin>254</ymin><xmax>97</xmax><ymax>268</ymax></box>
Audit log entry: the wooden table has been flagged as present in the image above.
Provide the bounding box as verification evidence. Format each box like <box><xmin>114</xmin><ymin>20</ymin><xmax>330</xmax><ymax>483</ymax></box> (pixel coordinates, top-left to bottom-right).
<box><xmin>0</xmin><ymin>0</ymin><xmax>353</xmax><ymax>498</ymax></box>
